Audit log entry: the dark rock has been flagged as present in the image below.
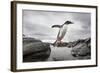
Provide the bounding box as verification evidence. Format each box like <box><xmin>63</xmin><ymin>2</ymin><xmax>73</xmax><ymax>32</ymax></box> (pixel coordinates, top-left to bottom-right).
<box><xmin>23</xmin><ymin>37</ymin><xmax>51</xmax><ymax>62</ymax></box>
<box><xmin>55</xmin><ymin>42</ymin><xmax>68</xmax><ymax>47</ymax></box>
<box><xmin>23</xmin><ymin>37</ymin><xmax>42</xmax><ymax>45</ymax></box>
<box><xmin>71</xmin><ymin>38</ymin><xmax>91</xmax><ymax>59</ymax></box>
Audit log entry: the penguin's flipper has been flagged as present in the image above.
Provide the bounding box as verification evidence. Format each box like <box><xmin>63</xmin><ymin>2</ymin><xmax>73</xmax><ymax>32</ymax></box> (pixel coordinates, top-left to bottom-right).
<box><xmin>52</xmin><ymin>25</ymin><xmax>61</xmax><ymax>28</ymax></box>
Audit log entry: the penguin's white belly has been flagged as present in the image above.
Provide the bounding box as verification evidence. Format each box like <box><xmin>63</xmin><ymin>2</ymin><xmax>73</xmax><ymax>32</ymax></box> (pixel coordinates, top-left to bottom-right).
<box><xmin>58</xmin><ymin>25</ymin><xmax>67</xmax><ymax>38</ymax></box>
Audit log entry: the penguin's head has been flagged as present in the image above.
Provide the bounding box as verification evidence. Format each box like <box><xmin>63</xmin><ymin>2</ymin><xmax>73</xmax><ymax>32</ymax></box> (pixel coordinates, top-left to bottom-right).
<box><xmin>64</xmin><ymin>21</ymin><xmax>73</xmax><ymax>25</ymax></box>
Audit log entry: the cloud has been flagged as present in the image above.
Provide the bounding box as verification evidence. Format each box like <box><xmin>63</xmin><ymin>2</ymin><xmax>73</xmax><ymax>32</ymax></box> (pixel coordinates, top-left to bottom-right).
<box><xmin>23</xmin><ymin>10</ymin><xmax>91</xmax><ymax>42</ymax></box>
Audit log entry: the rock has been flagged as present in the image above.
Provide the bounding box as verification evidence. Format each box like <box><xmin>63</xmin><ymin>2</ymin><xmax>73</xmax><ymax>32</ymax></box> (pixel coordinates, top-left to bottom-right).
<box><xmin>23</xmin><ymin>37</ymin><xmax>42</xmax><ymax>45</ymax></box>
<box><xmin>55</xmin><ymin>42</ymin><xmax>68</xmax><ymax>47</ymax></box>
<box><xmin>23</xmin><ymin>37</ymin><xmax>51</xmax><ymax>62</ymax></box>
<box><xmin>53</xmin><ymin>39</ymin><xmax>86</xmax><ymax>47</ymax></box>
<box><xmin>71</xmin><ymin>38</ymin><xmax>91</xmax><ymax>59</ymax></box>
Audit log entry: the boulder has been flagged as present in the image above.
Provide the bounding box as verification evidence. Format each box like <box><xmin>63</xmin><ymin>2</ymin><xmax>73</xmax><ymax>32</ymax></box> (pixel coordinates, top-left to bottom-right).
<box><xmin>71</xmin><ymin>38</ymin><xmax>91</xmax><ymax>59</ymax></box>
<box><xmin>23</xmin><ymin>37</ymin><xmax>51</xmax><ymax>62</ymax></box>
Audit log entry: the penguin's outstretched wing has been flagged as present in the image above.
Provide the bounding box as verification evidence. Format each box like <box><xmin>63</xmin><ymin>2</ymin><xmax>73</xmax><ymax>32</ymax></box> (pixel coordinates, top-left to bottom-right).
<box><xmin>52</xmin><ymin>25</ymin><xmax>61</xmax><ymax>28</ymax></box>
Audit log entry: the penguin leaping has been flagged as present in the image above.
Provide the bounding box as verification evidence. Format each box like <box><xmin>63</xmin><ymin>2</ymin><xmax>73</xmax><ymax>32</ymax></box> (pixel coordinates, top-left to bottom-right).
<box><xmin>52</xmin><ymin>21</ymin><xmax>73</xmax><ymax>46</ymax></box>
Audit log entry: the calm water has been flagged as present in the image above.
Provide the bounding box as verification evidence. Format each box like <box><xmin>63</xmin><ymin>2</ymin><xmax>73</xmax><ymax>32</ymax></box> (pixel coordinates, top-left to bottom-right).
<box><xmin>47</xmin><ymin>45</ymin><xmax>77</xmax><ymax>61</ymax></box>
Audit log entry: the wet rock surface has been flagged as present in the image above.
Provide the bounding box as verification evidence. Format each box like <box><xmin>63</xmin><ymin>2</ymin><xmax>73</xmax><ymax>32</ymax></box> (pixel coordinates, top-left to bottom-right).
<box><xmin>23</xmin><ymin>37</ymin><xmax>51</xmax><ymax>62</ymax></box>
<box><xmin>71</xmin><ymin>38</ymin><xmax>91</xmax><ymax>59</ymax></box>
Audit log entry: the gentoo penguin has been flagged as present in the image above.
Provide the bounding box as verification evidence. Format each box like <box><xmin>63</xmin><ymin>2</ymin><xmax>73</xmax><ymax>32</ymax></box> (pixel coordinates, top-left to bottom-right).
<box><xmin>52</xmin><ymin>21</ymin><xmax>73</xmax><ymax>46</ymax></box>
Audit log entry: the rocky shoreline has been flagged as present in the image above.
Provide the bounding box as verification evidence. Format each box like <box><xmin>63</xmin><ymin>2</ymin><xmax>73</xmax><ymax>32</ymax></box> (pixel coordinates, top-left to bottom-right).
<box><xmin>23</xmin><ymin>37</ymin><xmax>91</xmax><ymax>62</ymax></box>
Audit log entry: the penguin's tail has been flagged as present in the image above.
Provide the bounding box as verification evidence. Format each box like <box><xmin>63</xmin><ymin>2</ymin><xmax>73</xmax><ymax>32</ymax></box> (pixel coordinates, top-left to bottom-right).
<box><xmin>52</xmin><ymin>25</ymin><xmax>61</xmax><ymax>28</ymax></box>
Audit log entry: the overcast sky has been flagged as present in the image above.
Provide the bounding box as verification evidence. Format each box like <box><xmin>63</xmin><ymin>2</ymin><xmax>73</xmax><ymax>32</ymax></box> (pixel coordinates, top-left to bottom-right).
<box><xmin>22</xmin><ymin>10</ymin><xmax>91</xmax><ymax>42</ymax></box>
